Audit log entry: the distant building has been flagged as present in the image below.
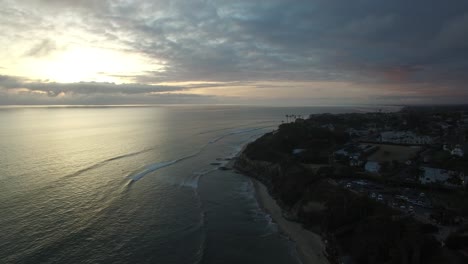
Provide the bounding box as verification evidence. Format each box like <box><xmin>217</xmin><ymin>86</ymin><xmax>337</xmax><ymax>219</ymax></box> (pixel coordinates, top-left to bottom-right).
<box><xmin>420</xmin><ymin>166</ymin><xmax>466</xmax><ymax>188</ymax></box>
<box><xmin>334</xmin><ymin>148</ymin><xmax>348</xmax><ymax>157</ymax></box>
<box><xmin>334</xmin><ymin>144</ymin><xmax>378</xmax><ymax>158</ymax></box>
<box><xmin>334</xmin><ymin>144</ymin><xmax>378</xmax><ymax>166</ymax></box>
<box><xmin>358</xmin><ymin>144</ymin><xmax>379</xmax><ymax>154</ymax></box>
<box><xmin>292</xmin><ymin>149</ymin><xmax>306</xmax><ymax>155</ymax></box>
<box><xmin>365</xmin><ymin>161</ymin><xmax>381</xmax><ymax>173</ymax></box>
<box><xmin>443</xmin><ymin>144</ymin><xmax>465</xmax><ymax>157</ymax></box>
<box><xmin>437</xmin><ymin>122</ymin><xmax>451</xmax><ymax>131</ymax></box>
<box><xmin>451</xmin><ymin>145</ymin><xmax>464</xmax><ymax>157</ymax></box>
<box><xmin>346</xmin><ymin>128</ymin><xmax>371</xmax><ymax>137</ymax></box>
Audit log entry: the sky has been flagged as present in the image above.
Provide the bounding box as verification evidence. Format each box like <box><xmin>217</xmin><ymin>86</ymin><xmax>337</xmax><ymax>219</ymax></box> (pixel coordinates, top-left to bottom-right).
<box><xmin>1</xmin><ymin>0</ymin><xmax>468</xmax><ymax>106</ymax></box>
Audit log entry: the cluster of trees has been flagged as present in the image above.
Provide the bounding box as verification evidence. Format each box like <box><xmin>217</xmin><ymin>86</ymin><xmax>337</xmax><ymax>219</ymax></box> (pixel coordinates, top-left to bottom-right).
<box><xmin>243</xmin><ymin>121</ymin><xmax>348</xmax><ymax>164</ymax></box>
<box><xmin>284</xmin><ymin>114</ymin><xmax>304</xmax><ymax>123</ymax></box>
<box><xmin>307</xmin><ymin>112</ymin><xmax>389</xmax><ymax>130</ymax></box>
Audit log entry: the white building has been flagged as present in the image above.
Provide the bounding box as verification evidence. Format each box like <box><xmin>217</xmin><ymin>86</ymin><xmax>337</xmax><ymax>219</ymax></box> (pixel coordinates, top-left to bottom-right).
<box><xmin>334</xmin><ymin>148</ymin><xmax>350</xmax><ymax>157</ymax></box>
<box><xmin>334</xmin><ymin>145</ymin><xmax>378</xmax><ymax>159</ymax></box>
<box><xmin>444</xmin><ymin>144</ymin><xmax>465</xmax><ymax>157</ymax></box>
<box><xmin>346</xmin><ymin>128</ymin><xmax>371</xmax><ymax>137</ymax></box>
<box><xmin>292</xmin><ymin>149</ymin><xmax>306</xmax><ymax>155</ymax></box>
<box><xmin>450</xmin><ymin>146</ymin><xmax>464</xmax><ymax>157</ymax></box>
<box><xmin>365</xmin><ymin>161</ymin><xmax>381</xmax><ymax>173</ymax></box>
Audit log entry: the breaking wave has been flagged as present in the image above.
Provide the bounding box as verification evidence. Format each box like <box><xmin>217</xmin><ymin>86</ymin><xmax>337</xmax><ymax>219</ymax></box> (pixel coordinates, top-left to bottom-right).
<box><xmin>128</xmin><ymin>126</ymin><xmax>273</xmax><ymax>182</ymax></box>
<box><xmin>62</xmin><ymin>147</ymin><xmax>156</xmax><ymax>181</ymax></box>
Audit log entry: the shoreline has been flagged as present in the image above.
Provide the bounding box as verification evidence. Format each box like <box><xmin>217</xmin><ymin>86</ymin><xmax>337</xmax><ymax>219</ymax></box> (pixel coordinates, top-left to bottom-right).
<box><xmin>226</xmin><ymin>135</ymin><xmax>328</xmax><ymax>264</ymax></box>
<box><xmin>251</xmin><ymin>179</ymin><xmax>329</xmax><ymax>264</ymax></box>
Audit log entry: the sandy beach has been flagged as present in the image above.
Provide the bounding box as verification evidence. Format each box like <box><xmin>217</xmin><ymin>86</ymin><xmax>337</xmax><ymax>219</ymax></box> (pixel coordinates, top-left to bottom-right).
<box><xmin>252</xmin><ymin>179</ymin><xmax>329</xmax><ymax>264</ymax></box>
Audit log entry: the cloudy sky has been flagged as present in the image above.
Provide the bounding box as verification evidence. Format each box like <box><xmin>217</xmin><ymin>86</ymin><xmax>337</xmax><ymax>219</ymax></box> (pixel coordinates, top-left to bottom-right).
<box><xmin>1</xmin><ymin>0</ymin><xmax>468</xmax><ymax>105</ymax></box>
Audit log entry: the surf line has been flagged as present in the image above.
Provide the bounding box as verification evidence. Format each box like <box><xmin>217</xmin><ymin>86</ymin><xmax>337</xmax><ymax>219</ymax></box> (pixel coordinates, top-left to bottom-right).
<box><xmin>128</xmin><ymin>125</ymin><xmax>274</xmax><ymax>182</ymax></box>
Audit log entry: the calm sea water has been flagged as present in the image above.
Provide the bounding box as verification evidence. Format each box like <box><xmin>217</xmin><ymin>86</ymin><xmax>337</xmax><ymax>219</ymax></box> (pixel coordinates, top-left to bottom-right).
<box><xmin>0</xmin><ymin>105</ymin><xmax>396</xmax><ymax>264</ymax></box>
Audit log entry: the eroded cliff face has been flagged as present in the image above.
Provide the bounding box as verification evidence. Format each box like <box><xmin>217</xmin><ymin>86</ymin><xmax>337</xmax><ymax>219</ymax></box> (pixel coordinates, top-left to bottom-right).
<box><xmin>234</xmin><ymin>154</ymin><xmax>280</xmax><ymax>190</ymax></box>
<box><xmin>234</xmin><ymin>153</ymin><xmax>327</xmax><ymax>224</ymax></box>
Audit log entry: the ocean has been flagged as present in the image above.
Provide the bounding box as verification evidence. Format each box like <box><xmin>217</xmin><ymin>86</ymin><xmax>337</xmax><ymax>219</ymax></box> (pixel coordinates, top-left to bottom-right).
<box><xmin>0</xmin><ymin>105</ymin><xmax>394</xmax><ymax>264</ymax></box>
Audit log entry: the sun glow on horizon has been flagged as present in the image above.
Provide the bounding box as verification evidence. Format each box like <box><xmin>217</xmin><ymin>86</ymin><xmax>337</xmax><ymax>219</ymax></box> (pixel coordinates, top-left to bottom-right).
<box><xmin>4</xmin><ymin>45</ymin><xmax>164</xmax><ymax>84</ymax></box>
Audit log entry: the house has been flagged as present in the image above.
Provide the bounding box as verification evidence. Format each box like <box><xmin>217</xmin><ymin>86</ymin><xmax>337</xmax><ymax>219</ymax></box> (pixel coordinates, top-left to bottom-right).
<box><xmin>334</xmin><ymin>144</ymin><xmax>378</xmax><ymax>160</ymax></box>
<box><xmin>334</xmin><ymin>145</ymin><xmax>360</xmax><ymax>160</ymax></box>
<box><xmin>334</xmin><ymin>148</ymin><xmax>350</xmax><ymax>157</ymax></box>
<box><xmin>365</xmin><ymin>161</ymin><xmax>381</xmax><ymax>173</ymax></box>
<box><xmin>292</xmin><ymin>148</ymin><xmax>306</xmax><ymax>155</ymax></box>
<box><xmin>437</xmin><ymin>122</ymin><xmax>451</xmax><ymax>131</ymax></box>
<box><xmin>450</xmin><ymin>145</ymin><xmax>464</xmax><ymax>157</ymax></box>
<box><xmin>346</xmin><ymin>128</ymin><xmax>371</xmax><ymax>137</ymax></box>
<box><xmin>420</xmin><ymin>166</ymin><xmax>467</xmax><ymax>187</ymax></box>
<box><xmin>358</xmin><ymin>144</ymin><xmax>379</xmax><ymax>154</ymax></box>
<box><xmin>334</xmin><ymin>144</ymin><xmax>379</xmax><ymax>167</ymax></box>
<box><xmin>443</xmin><ymin>144</ymin><xmax>465</xmax><ymax>157</ymax></box>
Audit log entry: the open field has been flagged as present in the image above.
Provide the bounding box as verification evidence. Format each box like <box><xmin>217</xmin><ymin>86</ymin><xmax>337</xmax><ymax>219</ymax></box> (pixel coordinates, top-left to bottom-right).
<box><xmin>368</xmin><ymin>144</ymin><xmax>421</xmax><ymax>162</ymax></box>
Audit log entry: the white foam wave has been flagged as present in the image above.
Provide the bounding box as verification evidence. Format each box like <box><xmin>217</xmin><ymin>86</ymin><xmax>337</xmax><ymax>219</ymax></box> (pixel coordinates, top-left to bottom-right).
<box><xmin>131</xmin><ymin>161</ymin><xmax>176</xmax><ymax>181</ymax></box>
<box><xmin>130</xmin><ymin>152</ymin><xmax>200</xmax><ymax>182</ymax></box>
<box><xmin>239</xmin><ymin>179</ymin><xmax>280</xmax><ymax>234</ymax></box>
<box><xmin>180</xmin><ymin>167</ymin><xmax>221</xmax><ymax>189</ymax></box>
<box><xmin>129</xmin><ymin>126</ymin><xmax>272</xmax><ymax>182</ymax></box>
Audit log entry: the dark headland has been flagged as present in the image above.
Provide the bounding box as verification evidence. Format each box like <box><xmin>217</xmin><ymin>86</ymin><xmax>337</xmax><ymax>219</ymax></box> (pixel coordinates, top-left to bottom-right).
<box><xmin>235</xmin><ymin>105</ymin><xmax>468</xmax><ymax>264</ymax></box>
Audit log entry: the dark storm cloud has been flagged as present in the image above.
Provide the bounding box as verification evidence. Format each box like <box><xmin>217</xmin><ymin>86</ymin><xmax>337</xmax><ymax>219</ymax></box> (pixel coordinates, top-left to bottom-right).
<box><xmin>0</xmin><ymin>74</ymin><xmax>187</xmax><ymax>96</ymax></box>
<box><xmin>0</xmin><ymin>74</ymin><xmax>223</xmax><ymax>105</ymax></box>
<box><xmin>26</xmin><ymin>82</ymin><xmax>186</xmax><ymax>96</ymax></box>
<box><xmin>0</xmin><ymin>90</ymin><xmax>219</xmax><ymax>105</ymax></box>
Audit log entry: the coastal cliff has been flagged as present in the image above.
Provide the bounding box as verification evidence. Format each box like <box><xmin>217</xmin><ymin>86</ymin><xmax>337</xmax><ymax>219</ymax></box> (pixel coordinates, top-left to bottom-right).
<box><xmin>235</xmin><ymin>153</ymin><xmax>328</xmax><ymax>225</ymax></box>
<box><xmin>234</xmin><ymin>118</ymin><xmax>454</xmax><ymax>264</ymax></box>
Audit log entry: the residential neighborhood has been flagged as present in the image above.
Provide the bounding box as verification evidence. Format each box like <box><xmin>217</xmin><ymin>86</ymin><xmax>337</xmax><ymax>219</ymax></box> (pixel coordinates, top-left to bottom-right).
<box><xmin>237</xmin><ymin>105</ymin><xmax>468</xmax><ymax>263</ymax></box>
<box><xmin>281</xmin><ymin>105</ymin><xmax>468</xmax><ymax>262</ymax></box>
